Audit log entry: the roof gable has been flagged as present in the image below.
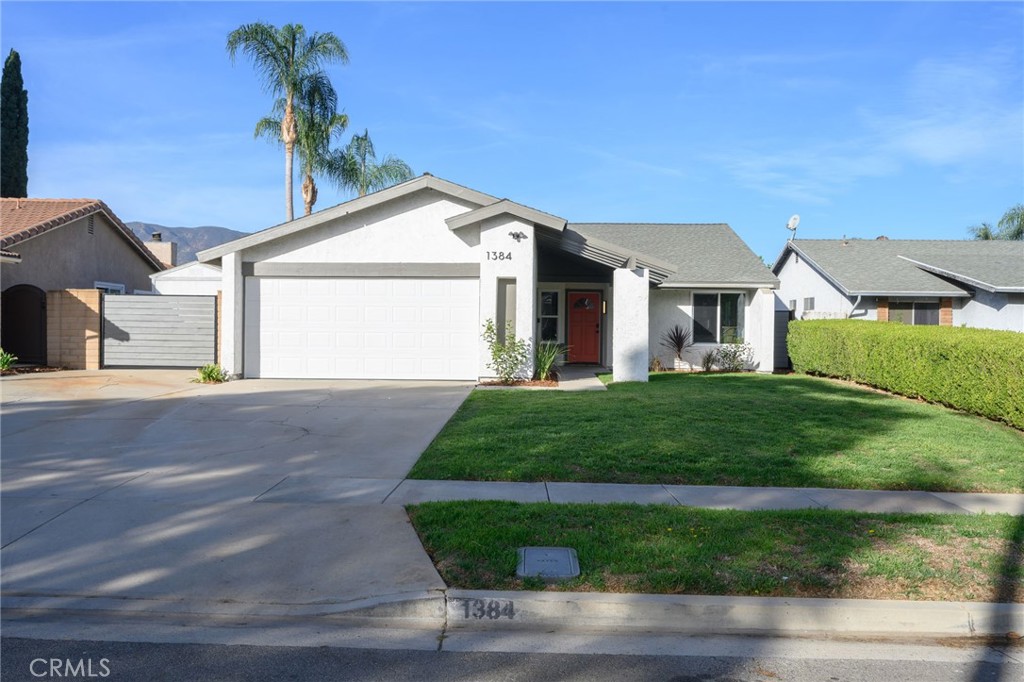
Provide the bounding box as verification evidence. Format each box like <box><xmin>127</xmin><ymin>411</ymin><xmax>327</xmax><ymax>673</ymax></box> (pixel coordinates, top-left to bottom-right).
<box><xmin>197</xmin><ymin>174</ymin><xmax>498</xmax><ymax>262</ymax></box>
<box><xmin>1</xmin><ymin>198</ymin><xmax>164</xmax><ymax>270</ymax></box>
<box><xmin>445</xmin><ymin>199</ymin><xmax>566</xmax><ymax>232</ymax></box>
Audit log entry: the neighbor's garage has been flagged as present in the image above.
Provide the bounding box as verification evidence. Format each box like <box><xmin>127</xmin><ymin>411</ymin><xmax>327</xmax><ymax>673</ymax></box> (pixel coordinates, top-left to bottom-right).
<box><xmin>243</xmin><ymin>277</ymin><xmax>479</xmax><ymax>380</ymax></box>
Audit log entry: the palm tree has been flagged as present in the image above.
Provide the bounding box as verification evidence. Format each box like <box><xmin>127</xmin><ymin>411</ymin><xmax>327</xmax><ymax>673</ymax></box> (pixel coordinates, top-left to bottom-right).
<box><xmin>256</xmin><ymin>74</ymin><xmax>348</xmax><ymax>216</ymax></box>
<box><xmin>997</xmin><ymin>203</ymin><xmax>1024</xmax><ymax>241</ymax></box>
<box><xmin>969</xmin><ymin>204</ymin><xmax>1024</xmax><ymax>241</ymax></box>
<box><xmin>330</xmin><ymin>129</ymin><xmax>413</xmax><ymax>197</ymax></box>
<box><xmin>227</xmin><ymin>23</ymin><xmax>348</xmax><ymax>222</ymax></box>
<box><xmin>969</xmin><ymin>222</ymin><xmax>997</xmax><ymax>240</ymax></box>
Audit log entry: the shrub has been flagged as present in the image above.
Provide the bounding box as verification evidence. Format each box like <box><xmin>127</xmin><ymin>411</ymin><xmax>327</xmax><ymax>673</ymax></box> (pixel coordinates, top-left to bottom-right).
<box><xmin>649</xmin><ymin>355</ymin><xmax>666</xmax><ymax>372</ymax></box>
<box><xmin>193</xmin><ymin>363</ymin><xmax>228</xmax><ymax>383</ymax></box>
<box><xmin>788</xmin><ymin>319</ymin><xmax>1024</xmax><ymax>429</ymax></box>
<box><xmin>715</xmin><ymin>342</ymin><xmax>754</xmax><ymax>372</ymax></box>
<box><xmin>659</xmin><ymin>324</ymin><xmax>693</xmax><ymax>362</ymax></box>
<box><xmin>700</xmin><ymin>348</ymin><xmax>717</xmax><ymax>372</ymax></box>
<box><xmin>0</xmin><ymin>348</ymin><xmax>16</xmax><ymax>370</ymax></box>
<box><xmin>482</xmin><ymin>319</ymin><xmax>531</xmax><ymax>384</ymax></box>
<box><xmin>534</xmin><ymin>341</ymin><xmax>566</xmax><ymax>381</ymax></box>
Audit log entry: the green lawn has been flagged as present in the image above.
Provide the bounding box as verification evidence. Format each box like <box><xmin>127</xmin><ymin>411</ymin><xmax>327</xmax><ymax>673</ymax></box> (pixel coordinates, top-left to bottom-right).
<box><xmin>409</xmin><ymin>501</ymin><xmax>1024</xmax><ymax>602</ymax></box>
<box><xmin>409</xmin><ymin>373</ymin><xmax>1024</xmax><ymax>492</ymax></box>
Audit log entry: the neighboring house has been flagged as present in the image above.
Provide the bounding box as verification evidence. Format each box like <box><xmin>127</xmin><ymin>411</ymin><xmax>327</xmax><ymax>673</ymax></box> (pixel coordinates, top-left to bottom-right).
<box><xmin>0</xmin><ymin>198</ymin><xmax>164</xmax><ymax>363</ymax></box>
<box><xmin>150</xmin><ymin>261</ymin><xmax>222</xmax><ymax>296</ymax></box>
<box><xmin>198</xmin><ymin>174</ymin><xmax>779</xmax><ymax>382</ymax></box>
<box><xmin>772</xmin><ymin>238</ymin><xmax>1024</xmax><ymax>332</ymax></box>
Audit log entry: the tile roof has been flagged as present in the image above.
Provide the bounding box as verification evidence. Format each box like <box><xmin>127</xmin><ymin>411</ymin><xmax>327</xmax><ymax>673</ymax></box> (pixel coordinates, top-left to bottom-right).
<box><xmin>776</xmin><ymin>239</ymin><xmax>1024</xmax><ymax>295</ymax></box>
<box><xmin>570</xmin><ymin>223</ymin><xmax>779</xmax><ymax>287</ymax></box>
<box><xmin>1</xmin><ymin>198</ymin><xmax>163</xmax><ymax>269</ymax></box>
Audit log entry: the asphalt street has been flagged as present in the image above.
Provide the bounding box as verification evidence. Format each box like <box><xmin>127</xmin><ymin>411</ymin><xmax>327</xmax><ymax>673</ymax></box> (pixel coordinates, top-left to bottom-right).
<box><xmin>3</xmin><ymin>636</ymin><xmax>1022</xmax><ymax>682</ymax></box>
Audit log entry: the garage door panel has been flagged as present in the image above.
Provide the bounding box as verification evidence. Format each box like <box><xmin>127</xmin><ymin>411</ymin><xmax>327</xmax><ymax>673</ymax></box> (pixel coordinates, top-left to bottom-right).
<box><xmin>245</xmin><ymin>277</ymin><xmax>480</xmax><ymax>379</ymax></box>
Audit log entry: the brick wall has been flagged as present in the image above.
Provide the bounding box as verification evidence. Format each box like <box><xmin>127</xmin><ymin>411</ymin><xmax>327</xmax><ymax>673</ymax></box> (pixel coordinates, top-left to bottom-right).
<box><xmin>939</xmin><ymin>298</ymin><xmax>953</xmax><ymax>326</ymax></box>
<box><xmin>46</xmin><ymin>289</ymin><xmax>102</xmax><ymax>369</ymax></box>
<box><xmin>876</xmin><ymin>297</ymin><xmax>889</xmax><ymax>322</ymax></box>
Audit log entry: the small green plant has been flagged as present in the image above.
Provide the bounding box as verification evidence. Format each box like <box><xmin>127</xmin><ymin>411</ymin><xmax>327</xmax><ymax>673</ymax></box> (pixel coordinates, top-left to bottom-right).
<box><xmin>534</xmin><ymin>341</ymin><xmax>566</xmax><ymax>381</ymax></box>
<box><xmin>715</xmin><ymin>343</ymin><xmax>754</xmax><ymax>372</ymax></box>
<box><xmin>649</xmin><ymin>355</ymin><xmax>665</xmax><ymax>372</ymax></box>
<box><xmin>193</xmin><ymin>363</ymin><xmax>228</xmax><ymax>383</ymax></box>
<box><xmin>0</xmin><ymin>348</ymin><xmax>17</xmax><ymax>371</ymax></box>
<box><xmin>659</xmin><ymin>325</ymin><xmax>693</xmax><ymax>368</ymax></box>
<box><xmin>700</xmin><ymin>349</ymin><xmax>717</xmax><ymax>372</ymax></box>
<box><xmin>482</xmin><ymin>319</ymin><xmax>531</xmax><ymax>384</ymax></box>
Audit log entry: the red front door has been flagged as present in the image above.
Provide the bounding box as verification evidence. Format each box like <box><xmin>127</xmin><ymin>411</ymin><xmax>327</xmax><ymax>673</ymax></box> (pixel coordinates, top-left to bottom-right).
<box><xmin>567</xmin><ymin>291</ymin><xmax>601</xmax><ymax>363</ymax></box>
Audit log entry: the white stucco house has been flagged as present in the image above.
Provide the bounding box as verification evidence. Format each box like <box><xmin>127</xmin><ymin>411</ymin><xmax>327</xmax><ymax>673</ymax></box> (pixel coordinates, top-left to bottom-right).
<box><xmin>197</xmin><ymin>174</ymin><xmax>779</xmax><ymax>382</ymax></box>
<box><xmin>150</xmin><ymin>261</ymin><xmax>223</xmax><ymax>296</ymax></box>
<box><xmin>773</xmin><ymin>238</ymin><xmax>1024</xmax><ymax>332</ymax></box>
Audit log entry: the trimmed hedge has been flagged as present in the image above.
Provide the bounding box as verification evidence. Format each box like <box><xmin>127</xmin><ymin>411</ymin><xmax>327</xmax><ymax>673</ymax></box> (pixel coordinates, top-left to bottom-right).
<box><xmin>788</xmin><ymin>319</ymin><xmax>1024</xmax><ymax>430</ymax></box>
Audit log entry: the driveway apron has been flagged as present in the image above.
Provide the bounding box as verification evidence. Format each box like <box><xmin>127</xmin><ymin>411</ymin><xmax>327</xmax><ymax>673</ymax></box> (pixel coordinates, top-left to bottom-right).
<box><xmin>1</xmin><ymin>371</ymin><xmax>472</xmax><ymax>616</ymax></box>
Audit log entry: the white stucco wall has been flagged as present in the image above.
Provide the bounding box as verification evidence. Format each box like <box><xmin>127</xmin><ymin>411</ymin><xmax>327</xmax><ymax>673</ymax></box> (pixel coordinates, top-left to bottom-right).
<box><xmin>612</xmin><ymin>267</ymin><xmax>649</xmax><ymax>382</ymax></box>
<box><xmin>957</xmin><ymin>291</ymin><xmax>1024</xmax><ymax>332</ymax></box>
<box><xmin>246</xmin><ymin>191</ymin><xmax>481</xmax><ymax>264</ymax></box>
<box><xmin>775</xmin><ymin>250</ymin><xmax>860</xmax><ymax>319</ymax></box>
<box><xmin>151</xmin><ymin>262</ymin><xmax>222</xmax><ymax>296</ymax></box>
<box><xmin>648</xmin><ymin>287</ymin><xmax>775</xmax><ymax>372</ymax></box>
<box><xmin>220</xmin><ymin>252</ymin><xmax>244</xmax><ymax>377</ymax></box>
<box><xmin>477</xmin><ymin>216</ymin><xmax>536</xmax><ymax>379</ymax></box>
<box><xmin>746</xmin><ymin>288</ymin><xmax>775</xmax><ymax>373</ymax></box>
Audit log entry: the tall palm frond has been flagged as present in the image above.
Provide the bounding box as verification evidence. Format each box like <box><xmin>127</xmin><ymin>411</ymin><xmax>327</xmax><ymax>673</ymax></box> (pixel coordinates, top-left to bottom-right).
<box><xmin>969</xmin><ymin>222</ymin><xmax>996</xmax><ymax>240</ymax></box>
<box><xmin>227</xmin><ymin>22</ymin><xmax>348</xmax><ymax>221</ymax></box>
<box><xmin>997</xmin><ymin>204</ymin><xmax>1024</xmax><ymax>241</ymax></box>
<box><xmin>330</xmin><ymin>129</ymin><xmax>414</xmax><ymax>197</ymax></box>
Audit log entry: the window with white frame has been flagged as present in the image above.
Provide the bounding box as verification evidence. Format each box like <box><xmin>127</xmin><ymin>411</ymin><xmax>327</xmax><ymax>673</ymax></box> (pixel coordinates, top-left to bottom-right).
<box><xmin>94</xmin><ymin>281</ymin><xmax>125</xmax><ymax>295</ymax></box>
<box><xmin>693</xmin><ymin>293</ymin><xmax>745</xmax><ymax>343</ymax></box>
<box><xmin>538</xmin><ymin>290</ymin><xmax>559</xmax><ymax>341</ymax></box>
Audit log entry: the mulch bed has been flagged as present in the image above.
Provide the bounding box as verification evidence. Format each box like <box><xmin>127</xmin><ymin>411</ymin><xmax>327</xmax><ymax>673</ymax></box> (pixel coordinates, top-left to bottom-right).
<box><xmin>1</xmin><ymin>365</ymin><xmax>66</xmax><ymax>376</ymax></box>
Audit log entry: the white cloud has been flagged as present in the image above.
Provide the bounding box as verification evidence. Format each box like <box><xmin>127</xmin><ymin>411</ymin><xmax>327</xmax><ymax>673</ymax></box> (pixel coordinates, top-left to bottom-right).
<box><xmin>714</xmin><ymin>51</ymin><xmax>1023</xmax><ymax>203</ymax></box>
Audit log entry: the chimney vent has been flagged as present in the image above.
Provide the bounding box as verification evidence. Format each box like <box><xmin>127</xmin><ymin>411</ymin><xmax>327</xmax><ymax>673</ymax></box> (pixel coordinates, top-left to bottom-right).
<box><xmin>152</xmin><ymin>232</ymin><xmax>162</xmax><ymax>242</ymax></box>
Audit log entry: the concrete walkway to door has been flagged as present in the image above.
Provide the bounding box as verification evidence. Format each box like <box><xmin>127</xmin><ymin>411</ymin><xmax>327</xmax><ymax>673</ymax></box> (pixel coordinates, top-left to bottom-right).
<box><xmin>1</xmin><ymin>370</ymin><xmax>472</xmax><ymax>619</ymax></box>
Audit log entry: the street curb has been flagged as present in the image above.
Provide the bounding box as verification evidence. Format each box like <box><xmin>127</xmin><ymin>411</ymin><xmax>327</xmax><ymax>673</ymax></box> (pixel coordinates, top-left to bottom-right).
<box><xmin>441</xmin><ymin>591</ymin><xmax>1023</xmax><ymax>639</ymax></box>
<box><xmin>5</xmin><ymin>591</ymin><xmax>1021</xmax><ymax>640</ymax></box>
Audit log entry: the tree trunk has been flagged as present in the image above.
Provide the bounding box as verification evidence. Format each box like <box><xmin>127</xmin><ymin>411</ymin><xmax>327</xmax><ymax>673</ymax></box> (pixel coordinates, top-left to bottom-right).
<box><xmin>302</xmin><ymin>173</ymin><xmax>317</xmax><ymax>216</ymax></box>
<box><xmin>281</xmin><ymin>99</ymin><xmax>298</xmax><ymax>222</ymax></box>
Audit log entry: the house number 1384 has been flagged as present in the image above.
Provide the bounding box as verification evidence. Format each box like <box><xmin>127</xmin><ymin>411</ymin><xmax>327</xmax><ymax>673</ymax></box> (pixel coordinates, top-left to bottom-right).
<box><xmin>487</xmin><ymin>251</ymin><xmax>512</xmax><ymax>261</ymax></box>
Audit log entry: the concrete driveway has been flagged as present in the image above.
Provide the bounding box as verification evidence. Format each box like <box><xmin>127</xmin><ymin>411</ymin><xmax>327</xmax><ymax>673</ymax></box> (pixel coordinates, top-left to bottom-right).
<box><xmin>1</xmin><ymin>370</ymin><xmax>473</xmax><ymax>618</ymax></box>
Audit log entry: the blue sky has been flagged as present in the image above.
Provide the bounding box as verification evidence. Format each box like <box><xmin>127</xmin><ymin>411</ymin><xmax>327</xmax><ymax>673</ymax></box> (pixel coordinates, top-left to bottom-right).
<box><xmin>2</xmin><ymin>1</ymin><xmax>1021</xmax><ymax>261</ymax></box>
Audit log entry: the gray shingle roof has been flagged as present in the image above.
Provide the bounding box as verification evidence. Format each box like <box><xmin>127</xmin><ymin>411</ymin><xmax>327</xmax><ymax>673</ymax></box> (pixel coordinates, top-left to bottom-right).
<box><xmin>779</xmin><ymin>239</ymin><xmax>1024</xmax><ymax>295</ymax></box>
<box><xmin>570</xmin><ymin>223</ymin><xmax>779</xmax><ymax>287</ymax></box>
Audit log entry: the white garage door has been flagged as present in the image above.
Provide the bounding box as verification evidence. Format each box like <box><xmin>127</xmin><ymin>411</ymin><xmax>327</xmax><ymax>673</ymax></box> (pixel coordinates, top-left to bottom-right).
<box><xmin>244</xmin><ymin>277</ymin><xmax>479</xmax><ymax>380</ymax></box>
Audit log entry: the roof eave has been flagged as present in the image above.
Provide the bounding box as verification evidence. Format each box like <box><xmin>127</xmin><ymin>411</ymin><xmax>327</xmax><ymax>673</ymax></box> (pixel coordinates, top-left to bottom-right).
<box><xmin>445</xmin><ymin>199</ymin><xmax>567</xmax><ymax>232</ymax></box>
<box><xmin>657</xmin><ymin>281</ymin><xmax>779</xmax><ymax>290</ymax></box>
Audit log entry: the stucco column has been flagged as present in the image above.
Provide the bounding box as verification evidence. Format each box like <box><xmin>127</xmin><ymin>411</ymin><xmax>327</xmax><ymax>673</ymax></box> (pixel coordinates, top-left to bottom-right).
<box><xmin>220</xmin><ymin>252</ymin><xmax>244</xmax><ymax>377</ymax></box>
<box><xmin>612</xmin><ymin>267</ymin><xmax>649</xmax><ymax>382</ymax></box>
<box><xmin>750</xmin><ymin>288</ymin><xmax>775</xmax><ymax>373</ymax></box>
<box><xmin>478</xmin><ymin>217</ymin><xmax>536</xmax><ymax>380</ymax></box>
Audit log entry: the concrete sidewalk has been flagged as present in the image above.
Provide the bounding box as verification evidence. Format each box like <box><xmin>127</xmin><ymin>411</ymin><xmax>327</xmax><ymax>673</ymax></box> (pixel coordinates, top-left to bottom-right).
<box><xmin>256</xmin><ymin>477</ymin><xmax>1024</xmax><ymax>515</ymax></box>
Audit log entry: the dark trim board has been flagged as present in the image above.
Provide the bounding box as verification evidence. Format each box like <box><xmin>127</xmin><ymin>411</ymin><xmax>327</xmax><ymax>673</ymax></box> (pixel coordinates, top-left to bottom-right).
<box><xmin>242</xmin><ymin>262</ymin><xmax>481</xmax><ymax>278</ymax></box>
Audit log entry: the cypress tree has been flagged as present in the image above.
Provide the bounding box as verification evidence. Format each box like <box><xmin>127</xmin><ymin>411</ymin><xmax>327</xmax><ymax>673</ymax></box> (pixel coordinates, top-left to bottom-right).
<box><xmin>1</xmin><ymin>49</ymin><xmax>29</xmax><ymax>197</ymax></box>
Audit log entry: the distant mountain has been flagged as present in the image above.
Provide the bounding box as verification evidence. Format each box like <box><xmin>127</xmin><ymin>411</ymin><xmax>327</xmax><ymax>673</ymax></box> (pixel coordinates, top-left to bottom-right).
<box><xmin>126</xmin><ymin>222</ymin><xmax>246</xmax><ymax>265</ymax></box>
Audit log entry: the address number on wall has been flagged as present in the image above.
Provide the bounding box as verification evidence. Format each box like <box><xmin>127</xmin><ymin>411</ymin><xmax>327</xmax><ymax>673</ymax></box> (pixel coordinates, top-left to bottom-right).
<box><xmin>486</xmin><ymin>251</ymin><xmax>512</xmax><ymax>261</ymax></box>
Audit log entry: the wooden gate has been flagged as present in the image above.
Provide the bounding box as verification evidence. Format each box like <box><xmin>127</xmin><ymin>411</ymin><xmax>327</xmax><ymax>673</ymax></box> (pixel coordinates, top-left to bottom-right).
<box><xmin>102</xmin><ymin>295</ymin><xmax>216</xmax><ymax>367</ymax></box>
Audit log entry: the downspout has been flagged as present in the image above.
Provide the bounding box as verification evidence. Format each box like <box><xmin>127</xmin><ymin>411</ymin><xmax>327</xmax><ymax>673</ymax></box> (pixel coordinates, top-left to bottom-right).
<box><xmin>848</xmin><ymin>295</ymin><xmax>863</xmax><ymax>318</ymax></box>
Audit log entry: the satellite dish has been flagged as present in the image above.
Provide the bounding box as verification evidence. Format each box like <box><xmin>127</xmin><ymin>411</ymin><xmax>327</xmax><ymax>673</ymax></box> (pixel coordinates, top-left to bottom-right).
<box><xmin>786</xmin><ymin>214</ymin><xmax>800</xmax><ymax>231</ymax></box>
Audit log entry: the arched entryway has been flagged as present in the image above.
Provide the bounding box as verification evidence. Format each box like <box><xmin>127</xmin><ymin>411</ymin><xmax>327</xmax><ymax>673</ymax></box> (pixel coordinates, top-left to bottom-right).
<box><xmin>1</xmin><ymin>284</ymin><xmax>46</xmax><ymax>364</ymax></box>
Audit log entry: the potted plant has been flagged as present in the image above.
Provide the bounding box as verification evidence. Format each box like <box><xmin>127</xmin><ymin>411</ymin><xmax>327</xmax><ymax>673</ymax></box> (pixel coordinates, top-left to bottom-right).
<box><xmin>659</xmin><ymin>324</ymin><xmax>693</xmax><ymax>371</ymax></box>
